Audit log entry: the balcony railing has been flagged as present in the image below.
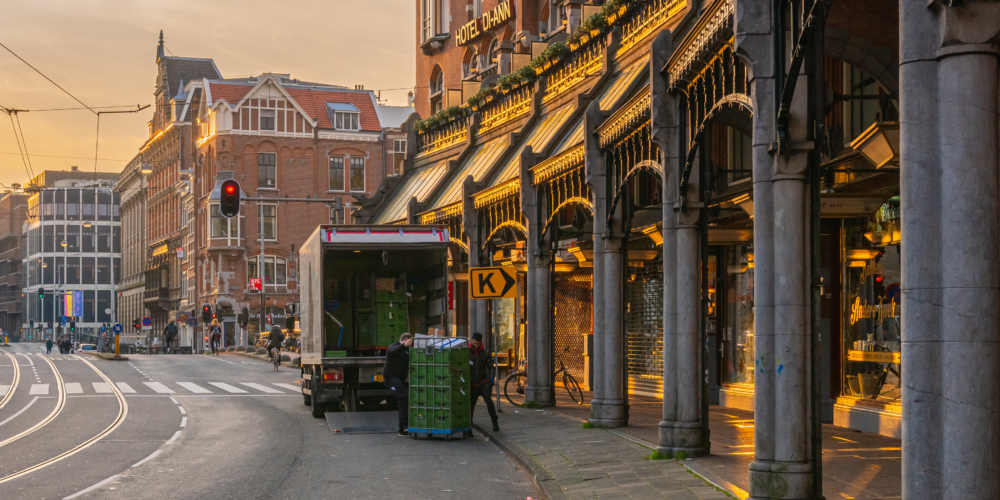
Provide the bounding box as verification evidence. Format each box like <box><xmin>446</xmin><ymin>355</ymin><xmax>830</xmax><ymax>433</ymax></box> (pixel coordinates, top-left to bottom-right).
<box><xmin>544</xmin><ymin>36</ymin><xmax>607</xmax><ymax>104</ymax></box>
<box><xmin>479</xmin><ymin>86</ymin><xmax>533</xmax><ymax>134</ymax></box>
<box><xmin>417</xmin><ymin>120</ymin><xmax>469</xmax><ymax>156</ymax></box>
<box><xmin>617</xmin><ymin>0</ymin><xmax>686</xmax><ymax>57</ymax></box>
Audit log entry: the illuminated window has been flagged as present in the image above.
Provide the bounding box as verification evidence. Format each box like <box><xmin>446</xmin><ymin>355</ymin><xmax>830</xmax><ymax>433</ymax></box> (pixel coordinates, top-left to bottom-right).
<box><xmin>329</xmin><ymin>157</ymin><xmax>345</xmax><ymax>191</ymax></box>
<box><xmin>350</xmin><ymin>157</ymin><xmax>365</xmax><ymax>191</ymax></box>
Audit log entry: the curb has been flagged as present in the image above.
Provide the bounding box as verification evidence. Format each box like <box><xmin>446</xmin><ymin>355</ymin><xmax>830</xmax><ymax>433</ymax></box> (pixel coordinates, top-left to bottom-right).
<box><xmin>471</xmin><ymin>422</ymin><xmax>563</xmax><ymax>500</ymax></box>
<box><xmin>86</xmin><ymin>352</ymin><xmax>130</xmax><ymax>361</ymax></box>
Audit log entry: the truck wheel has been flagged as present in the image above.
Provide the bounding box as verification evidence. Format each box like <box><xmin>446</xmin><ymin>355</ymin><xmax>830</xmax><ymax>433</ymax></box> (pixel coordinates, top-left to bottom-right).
<box><xmin>310</xmin><ymin>377</ymin><xmax>325</xmax><ymax>419</ymax></box>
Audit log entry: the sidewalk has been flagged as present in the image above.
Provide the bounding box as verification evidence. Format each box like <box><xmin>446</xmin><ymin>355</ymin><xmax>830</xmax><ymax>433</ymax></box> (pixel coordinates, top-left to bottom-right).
<box><xmin>473</xmin><ymin>390</ymin><xmax>902</xmax><ymax>500</ymax></box>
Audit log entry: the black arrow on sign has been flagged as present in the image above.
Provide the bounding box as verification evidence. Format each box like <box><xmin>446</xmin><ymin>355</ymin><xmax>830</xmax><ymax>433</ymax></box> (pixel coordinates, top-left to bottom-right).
<box><xmin>499</xmin><ymin>268</ymin><xmax>516</xmax><ymax>297</ymax></box>
<box><xmin>478</xmin><ymin>272</ymin><xmax>496</xmax><ymax>295</ymax></box>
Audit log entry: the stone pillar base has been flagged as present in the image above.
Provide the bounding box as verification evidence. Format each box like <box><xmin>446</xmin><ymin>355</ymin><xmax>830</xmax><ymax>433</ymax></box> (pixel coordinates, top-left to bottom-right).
<box><xmin>525</xmin><ymin>386</ymin><xmax>555</xmax><ymax>408</ymax></box>
<box><xmin>748</xmin><ymin>460</ymin><xmax>812</xmax><ymax>500</ymax></box>
<box><xmin>595</xmin><ymin>401</ymin><xmax>627</xmax><ymax>428</ymax></box>
<box><xmin>657</xmin><ymin>420</ymin><xmax>709</xmax><ymax>458</ymax></box>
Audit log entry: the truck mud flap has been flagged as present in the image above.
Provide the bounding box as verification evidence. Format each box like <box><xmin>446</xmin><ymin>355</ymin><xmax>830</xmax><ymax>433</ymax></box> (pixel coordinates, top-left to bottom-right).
<box><xmin>316</xmin><ymin>387</ymin><xmax>343</xmax><ymax>403</ymax></box>
<box><xmin>357</xmin><ymin>389</ymin><xmax>393</xmax><ymax>397</ymax></box>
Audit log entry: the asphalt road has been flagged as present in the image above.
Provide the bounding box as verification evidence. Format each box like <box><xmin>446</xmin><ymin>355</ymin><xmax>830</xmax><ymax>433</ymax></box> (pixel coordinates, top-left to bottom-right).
<box><xmin>0</xmin><ymin>343</ymin><xmax>536</xmax><ymax>500</ymax></box>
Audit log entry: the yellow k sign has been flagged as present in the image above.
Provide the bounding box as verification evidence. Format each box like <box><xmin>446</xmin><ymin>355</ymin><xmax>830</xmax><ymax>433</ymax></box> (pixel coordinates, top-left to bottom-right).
<box><xmin>469</xmin><ymin>266</ymin><xmax>517</xmax><ymax>299</ymax></box>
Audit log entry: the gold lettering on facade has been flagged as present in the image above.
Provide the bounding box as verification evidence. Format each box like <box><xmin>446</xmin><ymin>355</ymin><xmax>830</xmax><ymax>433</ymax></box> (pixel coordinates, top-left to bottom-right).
<box><xmin>456</xmin><ymin>0</ymin><xmax>514</xmax><ymax>46</ymax></box>
<box><xmin>849</xmin><ymin>296</ymin><xmax>897</xmax><ymax>325</ymax></box>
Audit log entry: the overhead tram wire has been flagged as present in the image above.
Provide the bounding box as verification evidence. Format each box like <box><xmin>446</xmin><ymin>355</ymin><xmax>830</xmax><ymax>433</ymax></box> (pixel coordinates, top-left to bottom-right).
<box><xmin>14</xmin><ymin>112</ymin><xmax>35</xmax><ymax>178</ymax></box>
<box><xmin>6</xmin><ymin>110</ymin><xmax>33</xmax><ymax>180</ymax></box>
<box><xmin>0</xmin><ymin>40</ymin><xmax>96</xmax><ymax>115</ymax></box>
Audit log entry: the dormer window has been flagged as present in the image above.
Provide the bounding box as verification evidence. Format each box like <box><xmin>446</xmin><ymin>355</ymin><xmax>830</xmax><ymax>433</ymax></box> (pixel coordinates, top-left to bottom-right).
<box><xmin>335</xmin><ymin>112</ymin><xmax>360</xmax><ymax>131</ymax></box>
<box><xmin>328</xmin><ymin>102</ymin><xmax>362</xmax><ymax>132</ymax></box>
<box><xmin>260</xmin><ymin>109</ymin><xmax>275</xmax><ymax>131</ymax></box>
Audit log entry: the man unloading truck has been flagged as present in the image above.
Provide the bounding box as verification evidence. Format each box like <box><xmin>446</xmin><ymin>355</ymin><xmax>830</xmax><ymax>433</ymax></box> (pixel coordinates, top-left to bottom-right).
<box><xmin>383</xmin><ymin>333</ymin><xmax>413</xmax><ymax>436</ymax></box>
<box><xmin>469</xmin><ymin>332</ymin><xmax>500</xmax><ymax>434</ymax></box>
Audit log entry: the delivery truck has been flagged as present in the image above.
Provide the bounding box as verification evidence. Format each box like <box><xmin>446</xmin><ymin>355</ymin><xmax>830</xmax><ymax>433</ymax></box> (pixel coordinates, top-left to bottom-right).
<box><xmin>298</xmin><ymin>225</ymin><xmax>451</xmax><ymax>417</ymax></box>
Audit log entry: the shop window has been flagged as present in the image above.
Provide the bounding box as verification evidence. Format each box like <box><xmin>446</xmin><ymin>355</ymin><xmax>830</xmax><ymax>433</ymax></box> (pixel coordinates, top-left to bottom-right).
<box><xmin>842</xmin><ymin>212</ymin><xmax>901</xmax><ymax>403</ymax></box>
<box><xmin>258</xmin><ymin>152</ymin><xmax>277</xmax><ymax>188</ymax></box>
<box><xmin>350</xmin><ymin>157</ymin><xmax>365</xmax><ymax>192</ymax></box>
<box><xmin>260</xmin><ymin>109</ymin><xmax>275</xmax><ymax>131</ymax></box>
<box><xmin>329</xmin><ymin>157</ymin><xmax>345</xmax><ymax>191</ymax></box>
<box><xmin>723</xmin><ymin>245</ymin><xmax>755</xmax><ymax>385</ymax></box>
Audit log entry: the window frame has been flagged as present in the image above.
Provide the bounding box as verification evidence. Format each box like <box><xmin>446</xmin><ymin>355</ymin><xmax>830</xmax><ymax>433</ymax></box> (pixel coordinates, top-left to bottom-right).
<box><xmin>334</xmin><ymin>111</ymin><xmax>360</xmax><ymax>132</ymax></box>
<box><xmin>258</xmin><ymin>203</ymin><xmax>277</xmax><ymax>241</ymax></box>
<box><xmin>329</xmin><ymin>156</ymin><xmax>346</xmax><ymax>192</ymax></box>
<box><xmin>259</xmin><ymin>109</ymin><xmax>276</xmax><ymax>131</ymax></box>
<box><xmin>349</xmin><ymin>156</ymin><xmax>366</xmax><ymax>192</ymax></box>
<box><xmin>258</xmin><ymin>152</ymin><xmax>277</xmax><ymax>189</ymax></box>
<box><xmin>209</xmin><ymin>204</ymin><xmax>239</xmax><ymax>241</ymax></box>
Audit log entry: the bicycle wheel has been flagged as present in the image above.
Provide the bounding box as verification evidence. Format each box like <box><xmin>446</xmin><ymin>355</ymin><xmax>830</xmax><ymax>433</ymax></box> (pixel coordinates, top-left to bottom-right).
<box><xmin>563</xmin><ymin>372</ymin><xmax>584</xmax><ymax>405</ymax></box>
<box><xmin>503</xmin><ymin>372</ymin><xmax>528</xmax><ymax>407</ymax></box>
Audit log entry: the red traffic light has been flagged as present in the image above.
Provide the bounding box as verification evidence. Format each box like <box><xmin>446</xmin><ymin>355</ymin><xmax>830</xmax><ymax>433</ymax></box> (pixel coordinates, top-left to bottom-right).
<box><xmin>225</xmin><ymin>185</ymin><xmax>236</xmax><ymax>194</ymax></box>
<box><xmin>875</xmin><ymin>276</ymin><xmax>884</xmax><ymax>283</ymax></box>
<box><xmin>220</xmin><ymin>180</ymin><xmax>241</xmax><ymax>218</ymax></box>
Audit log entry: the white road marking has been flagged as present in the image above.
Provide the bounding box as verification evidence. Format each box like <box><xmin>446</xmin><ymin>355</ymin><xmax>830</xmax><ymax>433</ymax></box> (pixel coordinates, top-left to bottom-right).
<box><xmin>176</xmin><ymin>382</ymin><xmax>212</xmax><ymax>394</ymax></box>
<box><xmin>131</xmin><ymin>449</ymin><xmax>161</xmax><ymax>468</ymax></box>
<box><xmin>16</xmin><ymin>354</ymin><xmax>33</xmax><ymax>366</ymax></box>
<box><xmin>272</xmin><ymin>383</ymin><xmax>301</xmax><ymax>392</ymax></box>
<box><xmin>92</xmin><ymin>382</ymin><xmax>113</xmax><ymax>394</ymax></box>
<box><xmin>179</xmin><ymin>417</ymin><xmax>187</xmax><ymax>427</ymax></box>
<box><xmin>29</xmin><ymin>384</ymin><xmax>49</xmax><ymax>395</ymax></box>
<box><xmin>178</xmin><ymin>406</ymin><xmax>186</xmax><ymax>415</ymax></box>
<box><xmin>165</xmin><ymin>430</ymin><xmax>181</xmax><ymax>445</ymax></box>
<box><xmin>115</xmin><ymin>382</ymin><xmax>135</xmax><ymax>394</ymax></box>
<box><xmin>241</xmin><ymin>382</ymin><xmax>282</xmax><ymax>393</ymax></box>
<box><xmin>0</xmin><ymin>385</ymin><xmax>7</xmax><ymax>395</ymax></box>
<box><xmin>207</xmin><ymin>382</ymin><xmax>247</xmax><ymax>394</ymax></box>
<box><xmin>64</xmin><ymin>383</ymin><xmax>83</xmax><ymax>394</ymax></box>
<box><xmin>169</xmin><ymin>397</ymin><xmax>179</xmax><ymax>405</ymax></box>
<box><xmin>0</xmin><ymin>397</ymin><xmax>39</xmax><ymax>427</ymax></box>
<box><xmin>63</xmin><ymin>473</ymin><xmax>121</xmax><ymax>500</ymax></box>
<box><xmin>142</xmin><ymin>382</ymin><xmax>175</xmax><ymax>394</ymax></box>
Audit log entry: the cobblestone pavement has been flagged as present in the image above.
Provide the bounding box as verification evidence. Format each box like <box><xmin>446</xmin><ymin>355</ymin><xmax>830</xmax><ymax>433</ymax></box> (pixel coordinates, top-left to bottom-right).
<box><xmin>473</xmin><ymin>407</ymin><xmax>733</xmax><ymax>500</ymax></box>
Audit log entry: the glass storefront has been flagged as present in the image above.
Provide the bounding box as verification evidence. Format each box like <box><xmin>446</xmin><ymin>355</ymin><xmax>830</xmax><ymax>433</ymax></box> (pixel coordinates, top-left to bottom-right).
<box><xmin>723</xmin><ymin>245</ymin><xmax>755</xmax><ymax>385</ymax></box>
<box><xmin>841</xmin><ymin>204</ymin><xmax>901</xmax><ymax>403</ymax></box>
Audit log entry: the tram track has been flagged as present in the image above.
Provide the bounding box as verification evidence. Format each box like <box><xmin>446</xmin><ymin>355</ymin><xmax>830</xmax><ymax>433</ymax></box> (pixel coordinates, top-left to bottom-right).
<box><xmin>0</xmin><ymin>354</ymin><xmax>64</xmax><ymax>448</ymax></box>
<box><xmin>0</xmin><ymin>354</ymin><xmax>128</xmax><ymax>485</ymax></box>
<box><xmin>0</xmin><ymin>349</ymin><xmax>19</xmax><ymax>411</ymax></box>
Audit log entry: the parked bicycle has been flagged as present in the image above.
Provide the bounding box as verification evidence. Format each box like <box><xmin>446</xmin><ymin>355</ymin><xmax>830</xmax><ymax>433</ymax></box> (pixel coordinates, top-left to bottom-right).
<box><xmin>503</xmin><ymin>345</ymin><xmax>583</xmax><ymax>407</ymax></box>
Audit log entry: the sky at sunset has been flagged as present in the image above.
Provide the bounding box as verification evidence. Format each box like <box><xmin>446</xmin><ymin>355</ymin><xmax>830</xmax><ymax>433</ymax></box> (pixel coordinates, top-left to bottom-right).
<box><xmin>0</xmin><ymin>0</ymin><xmax>415</xmax><ymax>186</ymax></box>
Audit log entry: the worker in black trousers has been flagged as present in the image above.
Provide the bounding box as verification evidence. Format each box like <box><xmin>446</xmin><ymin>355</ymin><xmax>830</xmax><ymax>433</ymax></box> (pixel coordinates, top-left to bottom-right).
<box><xmin>384</xmin><ymin>333</ymin><xmax>413</xmax><ymax>436</ymax></box>
<box><xmin>468</xmin><ymin>332</ymin><xmax>499</xmax><ymax>436</ymax></box>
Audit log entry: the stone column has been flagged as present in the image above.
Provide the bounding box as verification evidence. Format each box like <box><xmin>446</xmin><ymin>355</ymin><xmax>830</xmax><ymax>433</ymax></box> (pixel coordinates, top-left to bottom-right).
<box><xmin>520</xmin><ymin>146</ymin><xmax>555</xmax><ymax>407</ymax></box>
<box><xmin>900</xmin><ymin>2</ymin><xmax>1000</xmax><ymax>498</ymax></box>
<box><xmin>736</xmin><ymin>5</ymin><xmax>814</xmax><ymax>499</ymax></box>
<box><xmin>463</xmin><ymin>176</ymin><xmax>489</xmax><ymax>339</ymax></box>
<box><xmin>497</xmin><ymin>41</ymin><xmax>514</xmax><ymax>76</ymax></box>
<box><xmin>585</xmin><ymin>100</ymin><xmax>607</xmax><ymax>422</ymax></box>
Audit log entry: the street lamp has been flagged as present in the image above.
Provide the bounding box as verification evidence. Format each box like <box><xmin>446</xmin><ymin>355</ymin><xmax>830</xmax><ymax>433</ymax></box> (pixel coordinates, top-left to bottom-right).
<box><xmin>60</xmin><ymin>240</ymin><xmax>68</xmax><ymax>248</ymax></box>
<box><xmin>140</xmin><ymin>162</ymin><xmax>153</xmax><ymax>175</ymax></box>
<box><xmin>83</xmin><ymin>221</ymin><xmax>92</xmax><ymax>228</ymax></box>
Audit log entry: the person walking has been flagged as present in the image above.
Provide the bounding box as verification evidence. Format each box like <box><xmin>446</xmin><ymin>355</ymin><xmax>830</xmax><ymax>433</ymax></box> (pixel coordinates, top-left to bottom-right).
<box><xmin>209</xmin><ymin>320</ymin><xmax>222</xmax><ymax>356</ymax></box>
<box><xmin>383</xmin><ymin>333</ymin><xmax>413</xmax><ymax>436</ymax></box>
<box><xmin>164</xmin><ymin>321</ymin><xmax>178</xmax><ymax>354</ymax></box>
<box><xmin>468</xmin><ymin>332</ymin><xmax>500</xmax><ymax>435</ymax></box>
<box><xmin>45</xmin><ymin>338</ymin><xmax>53</xmax><ymax>355</ymax></box>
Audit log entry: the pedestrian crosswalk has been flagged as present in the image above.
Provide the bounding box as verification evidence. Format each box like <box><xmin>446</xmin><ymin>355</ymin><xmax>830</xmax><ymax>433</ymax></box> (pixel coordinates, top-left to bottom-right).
<box><xmin>19</xmin><ymin>380</ymin><xmax>301</xmax><ymax>396</ymax></box>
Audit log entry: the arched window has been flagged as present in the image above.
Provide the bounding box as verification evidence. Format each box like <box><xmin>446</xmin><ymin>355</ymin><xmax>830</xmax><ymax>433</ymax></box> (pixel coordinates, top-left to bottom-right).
<box><xmin>463</xmin><ymin>46</ymin><xmax>479</xmax><ymax>79</ymax></box>
<box><xmin>487</xmin><ymin>38</ymin><xmax>499</xmax><ymax>67</ymax></box>
<box><xmin>429</xmin><ymin>65</ymin><xmax>444</xmax><ymax>96</ymax></box>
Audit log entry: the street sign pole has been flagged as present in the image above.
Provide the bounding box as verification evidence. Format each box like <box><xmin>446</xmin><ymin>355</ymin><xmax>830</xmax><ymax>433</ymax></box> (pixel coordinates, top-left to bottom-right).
<box><xmin>470</xmin><ymin>265</ymin><xmax>517</xmax><ymax>413</ymax></box>
<box><xmin>489</xmin><ymin>255</ymin><xmax>502</xmax><ymax>414</ymax></box>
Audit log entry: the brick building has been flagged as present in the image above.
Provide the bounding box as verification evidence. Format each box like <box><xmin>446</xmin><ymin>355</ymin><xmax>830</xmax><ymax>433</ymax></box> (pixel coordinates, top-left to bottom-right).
<box><xmin>415</xmin><ymin>0</ymin><xmax>592</xmax><ymax>118</ymax></box>
<box><xmin>191</xmin><ymin>73</ymin><xmax>410</xmax><ymax>346</ymax></box>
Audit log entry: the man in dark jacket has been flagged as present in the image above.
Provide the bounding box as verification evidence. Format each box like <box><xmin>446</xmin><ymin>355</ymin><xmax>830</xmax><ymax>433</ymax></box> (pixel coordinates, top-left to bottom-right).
<box><xmin>383</xmin><ymin>333</ymin><xmax>413</xmax><ymax>436</ymax></box>
<box><xmin>469</xmin><ymin>332</ymin><xmax>499</xmax><ymax>433</ymax></box>
<box><xmin>164</xmin><ymin>321</ymin><xmax>178</xmax><ymax>353</ymax></box>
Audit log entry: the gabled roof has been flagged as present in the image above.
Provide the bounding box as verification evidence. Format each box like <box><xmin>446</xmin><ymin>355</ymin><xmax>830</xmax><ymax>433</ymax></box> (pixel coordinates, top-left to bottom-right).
<box><xmin>204</xmin><ymin>77</ymin><xmax>383</xmax><ymax>132</ymax></box>
<box><xmin>161</xmin><ymin>57</ymin><xmax>221</xmax><ymax>100</ymax></box>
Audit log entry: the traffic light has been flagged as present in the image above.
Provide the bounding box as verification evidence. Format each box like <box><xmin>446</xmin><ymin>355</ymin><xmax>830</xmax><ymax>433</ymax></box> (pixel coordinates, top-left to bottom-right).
<box><xmin>133</xmin><ymin>318</ymin><xmax>141</xmax><ymax>330</ymax></box>
<box><xmin>202</xmin><ymin>304</ymin><xmax>213</xmax><ymax>323</ymax></box>
<box><xmin>239</xmin><ymin>307</ymin><xmax>249</xmax><ymax>328</ymax></box>
<box><xmin>38</xmin><ymin>288</ymin><xmax>44</xmax><ymax>299</ymax></box>
<box><xmin>29</xmin><ymin>320</ymin><xmax>33</xmax><ymax>330</ymax></box>
<box><xmin>70</xmin><ymin>321</ymin><xmax>76</xmax><ymax>332</ymax></box>
<box><xmin>220</xmin><ymin>180</ymin><xmax>241</xmax><ymax>218</ymax></box>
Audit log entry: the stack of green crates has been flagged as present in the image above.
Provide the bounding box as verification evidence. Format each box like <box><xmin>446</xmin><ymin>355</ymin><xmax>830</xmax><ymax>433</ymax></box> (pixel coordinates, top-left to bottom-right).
<box><xmin>408</xmin><ymin>344</ymin><xmax>471</xmax><ymax>435</ymax></box>
<box><xmin>375</xmin><ymin>289</ymin><xmax>408</xmax><ymax>347</ymax></box>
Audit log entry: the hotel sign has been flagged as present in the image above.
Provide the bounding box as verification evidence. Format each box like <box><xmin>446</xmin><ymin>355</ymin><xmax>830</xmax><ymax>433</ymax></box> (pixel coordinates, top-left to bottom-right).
<box><xmin>456</xmin><ymin>0</ymin><xmax>514</xmax><ymax>46</ymax></box>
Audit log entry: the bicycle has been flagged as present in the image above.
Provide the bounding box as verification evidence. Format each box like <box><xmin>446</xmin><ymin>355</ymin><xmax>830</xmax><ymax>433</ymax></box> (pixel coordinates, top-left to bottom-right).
<box><xmin>270</xmin><ymin>345</ymin><xmax>281</xmax><ymax>371</ymax></box>
<box><xmin>503</xmin><ymin>346</ymin><xmax>584</xmax><ymax>407</ymax></box>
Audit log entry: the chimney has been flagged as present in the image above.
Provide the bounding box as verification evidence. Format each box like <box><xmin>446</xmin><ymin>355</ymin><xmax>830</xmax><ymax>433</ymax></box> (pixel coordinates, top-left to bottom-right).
<box><xmin>355</xmin><ymin>84</ymin><xmax>364</xmax><ymax>90</ymax></box>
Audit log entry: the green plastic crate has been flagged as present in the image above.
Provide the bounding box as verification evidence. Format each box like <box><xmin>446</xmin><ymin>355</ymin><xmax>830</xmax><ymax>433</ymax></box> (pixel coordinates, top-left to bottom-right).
<box><xmin>324</xmin><ymin>350</ymin><xmax>346</xmax><ymax>357</ymax></box>
<box><xmin>409</xmin><ymin>408</ymin><xmax>431</xmax><ymax>429</ymax></box>
<box><xmin>409</xmin><ymin>386</ymin><xmax>429</xmax><ymax>406</ymax></box>
<box><xmin>431</xmin><ymin>407</ymin><xmax>471</xmax><ymax>430</ymax></box>
<box><xmin>409</xmin><ymin>365</ymin><xmax>429</xmax><ymax>385</ymax></box>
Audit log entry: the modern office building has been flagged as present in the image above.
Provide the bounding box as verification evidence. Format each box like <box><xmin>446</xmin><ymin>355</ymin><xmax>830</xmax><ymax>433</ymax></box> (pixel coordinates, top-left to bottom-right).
<box><xmin>0</xmin><ymin>188</ymin><xmax>29</xmax><ymax>341</ymax></box>
<box><xmin>21</xmin><ymin>169</ymin><xmax>121</xmax><ymax>341</ymax></box>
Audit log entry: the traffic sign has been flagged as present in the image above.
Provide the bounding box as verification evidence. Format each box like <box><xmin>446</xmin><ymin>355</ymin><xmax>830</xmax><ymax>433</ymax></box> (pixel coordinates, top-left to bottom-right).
<box><xmin>142</xmin><ymin>317</ymin><xmax>152</xmax><ymax>330</ymax></box>
<box><xmin>250</xmin><ymin>278</ymin><xmax>262</xmax><ymax>291</ymax></box>
<box><xmin>469</xmin><ymin>266</ymin><xmax>517</xmax><ymax>299</ymax></box>
<box><xmin>112</xmin><ymin>323</ymin><xmax>123</xmax><ymax>334</ymax></box>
